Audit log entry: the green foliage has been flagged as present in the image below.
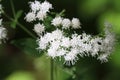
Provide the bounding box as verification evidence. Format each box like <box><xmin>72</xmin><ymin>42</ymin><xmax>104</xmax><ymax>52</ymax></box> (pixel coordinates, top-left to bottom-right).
<box><xmin>10</xmin><ymin>10</ymin><xmax>23</xmax><ymax>29</ymax></box>
<box><xmin>11</xmin><ymin>38</ymin><xmax>42</xmax><ymax>57</ymax></box>
<box><xmin>78</xmin><ymin>0</ymin><xmax>108</xmax><ymax>16</ymax></box>
<box><xmin>6</xmin><ymin>71</ymin><xmax>35</xmax><ymax>80</ymax></box>
<box><xmin>98</xmin><ymin>11</ymin><xmax>120</xmax><ymax>34</ymax></box>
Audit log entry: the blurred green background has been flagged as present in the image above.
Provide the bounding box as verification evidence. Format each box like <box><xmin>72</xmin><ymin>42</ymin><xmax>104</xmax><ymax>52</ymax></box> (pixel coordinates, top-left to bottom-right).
<box><xmin>0</xmin><ymin>0</ymin><xmax>120</xmax><ymax>80</ymax></box>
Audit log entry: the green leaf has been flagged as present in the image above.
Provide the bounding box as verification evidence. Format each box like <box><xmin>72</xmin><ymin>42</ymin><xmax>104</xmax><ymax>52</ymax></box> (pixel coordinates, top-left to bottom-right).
<box><xmin>10</xmin><ymin>10</ymin><xmax>23</xmax><ymax>29</ymax></box>
<box><xmin>43</xmin><ymin>16</ymin><xmax>55</xmax><ymax>32</ymax></box>
<box><xmin>11</xmin><ymin>38</ymin><xmax>42</xmax><ymax>57</ymax></box>
<box><xmin>6</xmin><ymin>71</ymin><xmax>35</xmax><ymax>80</ymax></box>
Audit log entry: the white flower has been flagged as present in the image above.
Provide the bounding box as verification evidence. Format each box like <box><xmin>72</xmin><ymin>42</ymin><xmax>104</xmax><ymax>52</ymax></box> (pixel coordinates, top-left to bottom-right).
<box><xmin>101</xmin><ymin>27</ymin><xmax>115</xmax><ymax>55</ymax></box>
<box><xmin>47</xmin><ymin>47</ymin><xmax>57</xmax><ymax>58</ymax></box>
<box><xmin>51</xmin><ymin>29</ymin><xmax>63</xmax><ymax>40</ymax></box>
<box><xmin>72</xmin><ymin>18</ymin><xmax>81</xmax><ymax>29</ymax></box>
<box><xmin>29</xmin><ymin>0</ymin><xmax>41</xmax><ymax>12</ymax></box>
<box><xmin>70</xmin><ymin>34</ymin><xmax>80</xmax><ymax>47</ymax></box>
<box><xmin>90</xmin><ymin>37</ymin><xmax>103</xmax><ymax>56</ymax></box>
<box><xmin>37</xmin><ymin>36</ymin><xmax>49</xmax><ymax>50</ymax></box>
<box><xmin>51</xmin><ymin>16</ymin><xmax>62</xmax><ymax>26</ymax></box>
<box><xmin>61</xmin><ymin>37</ymin><xmax>70</xmax><ymax>48</ymax></box>
<box><xmin>0</xmin><ymin>27</ymin><xmax>7</xmax><ymax>44</ymax></box>
<box><xmin>25</xmin><ymin>12</ymin><xmax>36</xmax><ymax>22</ymax></box>
<box><xmin>50</xmin><ymin>40</ymin><xmax>60</xmax><ymax>50</ymax></box>
<box><xmin>64</xmin><ymin>48</ymin><xmax>78</xmax><ymax>65</ymax></box>
<box><xmin>56</xmin><ymin>48</ymin><xmax>66</xmax><ymax>57</ymax></box>
<box><xmin>33</xmin><ymin>23</ymin><xmax>45</xmax><ymax>35</ymax></box>
<box><xmin>36</xmin><ymin>11</ymin><xmax>47</xmax><ymax>20</ymax></box>
<box><xmin>81</xmin><ymin>33</ymin><xmax>91</xmax><ymax>42</ymax></box>
<box><xmin>62</xmin><ymin>18</ymin><xmax>71</xmax><ymax>29</ymax></box>
<box><xmin>40</xmin><ymin>1</ymin><xmax>52</xmax><ymax>13</ymax></box>
<box><xmin>97</xmin><ymin>54</ymin><xmax>109</xmax><ymax>63</ymax></box>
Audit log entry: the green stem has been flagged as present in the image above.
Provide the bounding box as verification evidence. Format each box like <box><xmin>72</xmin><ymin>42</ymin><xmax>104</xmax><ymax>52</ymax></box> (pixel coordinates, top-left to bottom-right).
<box><xmin>8</xmin><ymin>0</ymin><xmax>36</xmax><ymax>38</ymax></box>
<box><xmin>10</xmin><ymin>0</ymin><xmax>16</xmax><ymax>18</ymax></box>
<box><xmin>54</xmin><ymin>62</ymin><xmax>57</xmax><ymax>80</ymax></box>
<box><xmin>51</xmin><ymin>58</ymin><xmax>54</xmax><ymax>80</ymax></box>
<box><xmin>3</xmin><ymin>12</ymin><xmax>36</xmax><ymax>39</ymax></box>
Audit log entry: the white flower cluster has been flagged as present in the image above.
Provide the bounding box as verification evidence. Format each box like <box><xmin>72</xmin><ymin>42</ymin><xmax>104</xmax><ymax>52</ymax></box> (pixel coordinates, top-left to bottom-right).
<box><xmin>37</xmin><ymin>26</ymin><xmax>115</xmax><ymax>65</ymax></box>
<box><xmin>25</xmin><ymin>0</ymin><xmax>115</xmax><ymax>65</ymax></box>
<box><xmin>51</xmin><ymin>16</ymin><xmax>81</xmax><ymax>29</ymax></box>
<box><xmin>25</xmin><ymin>0</ymin><xmax>52</xmax><ymax>35</ymax></box>
<box><xmin>25</xmin><ymin>0</ymin><xmax>52</xmax><ymax>22</ymax></box>
<box><xmin>0</xmin><ymin>1</ymin><xmax>7</xmax><ymax>44</ymax></box>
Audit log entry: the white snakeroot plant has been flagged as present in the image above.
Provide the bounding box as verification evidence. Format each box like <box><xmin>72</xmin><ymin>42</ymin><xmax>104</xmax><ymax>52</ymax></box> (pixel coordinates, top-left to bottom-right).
<box><xmin>25</xmin><ymin>0</ymin><xmax>116</xmax><ymax>65</ymax></box>
<box><xmin>0</xmin><ymin>1</ymin><xmax>7</xmax><ymax>44</ymax></box>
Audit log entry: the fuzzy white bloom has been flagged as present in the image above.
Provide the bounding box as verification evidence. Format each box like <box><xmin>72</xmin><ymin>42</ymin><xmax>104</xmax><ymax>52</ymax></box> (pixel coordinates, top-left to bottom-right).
<box><xmin>40</xmin><ymin>1</ymin><xmax>52</xmax><ymax>13</ymax></box>
<box><xmin>62</xmin><ymin>18</ymin><xmax>71</xmax><ymax>29</ymax></box>
<box><xmin>61</xmin><ymin>37</ymin><xmax>70</xmax><ymax>48</ymax></box>
<box><xmin>0</xmin><ymin>2</ymin><xmax>7</xmax><ymax>44</ymax></box>
<box><xmin>81</xmin><ymin>33</ymin><xmax>91</xmax><ymax>42</ymax></box>
<box><xmin>70</xmin><ymin>34</ymin><xmax>80</xmax><ymax>47</ymax></box>
<box><xmin>29</xmin><ymin>0</ymin><xmax>41</xmax><ymax>12</ymax></box>
<box><xmin>37</xmin><ymin>36</ymin><xmax>49</xmax><ymax>50</ymax></box>
<box><xmin>64</xmin><ymin>48</ymin><xmax>78</xmax><ymax>65</ymax></box>
<box><xmin>36</xmin><ymin>11</ymin><xmax>47</xmax><ymax>20</ymax></box>
<box><xmin>33</xmin><ymin>23</ymin><xmax>45</xmax><ymax>35</ymax></box>
<box><xmin>72</xmin><ymin>18</ymin><xmax>81</xmax><ymax>29</ymax></box>
<box><xmin>56</xmin><ymin>48</ymin><xmax>66</xmax><ymax>57</ymax></box>
<box><xmin>0</xmin><ymin>27</ymin><xmax>7</xmax><ymax>44</ymax></box>
<box><xmin>50</xmin><ymin>40</ymin><xmax>60</xmax><ymax>50</ymax></box>
<box><xmin>97</xmin><ymin>54</ymin><xmax>109</xmax><ymax>63</ymax></box>
<box><xmin>25</xmin><ymin>12</ymin><xmax>36</xmax><ymax>22</ymax></box>
<box><xmin>51</xmin><ymin>29</ymin><xmax>63</xmax><ymax>40</ymax></box>
<box><xmin>47</xmin><ymin>47</ymin><xmax>57</xmax><ymax>58</ymax></box>
<box><xmin>90</xmin><ymin>37</ymin><xmax>103</xmax><ymax>56</ymax></box>
<box><xmin>51</xmin><ymin>16</ymin><xmax>63</xmax><ymax>26</ymax></box>
<box><xmin>101</xmin><ymin>25</ymin><xmax>115</xmax><ymax>55</ymax></box>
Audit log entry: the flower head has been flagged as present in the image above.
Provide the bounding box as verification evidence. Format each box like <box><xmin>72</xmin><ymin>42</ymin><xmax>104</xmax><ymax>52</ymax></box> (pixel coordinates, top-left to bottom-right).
<box><xmin>29</xmin><ymin>0</ymin><xmax>41</xmax><ymax>12</ymax></box>
<box><xmin>51</xmin><ymin>16</ymin><xmax>63</xmax><ymax>26</ymax></box>
<box><xmin>72</xmin><ymin>18</ymin><xmax>81</xmax><ymax>29</ymax></box>
<box><xmin>25</xmin><ymin>12</ymin><xmax>36</xmax><ymax>22</ymax></box>
<box><xmin>40</xmin><ymin>1</ymin><xmax>52</xmax><ymax>13</ymax></box>
<box><xmin>62</xmin><ymin>18</ymin><xmax>71</xmax><ymax>29</ymax></box>
<box><xmin>33</xmin><ymin>23</ymin><xmax>45</xmax><ymax>35</ymax></box>
<box><xmin>64</xmin><ymin>48</ymin><xmax>78</xmax><ymax>65</ymax></box>
<box><xmin>36</xmin><ymin>11</ymin><xmax>47</xmax><ymax>20</ymax></box>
